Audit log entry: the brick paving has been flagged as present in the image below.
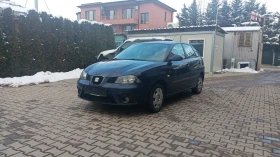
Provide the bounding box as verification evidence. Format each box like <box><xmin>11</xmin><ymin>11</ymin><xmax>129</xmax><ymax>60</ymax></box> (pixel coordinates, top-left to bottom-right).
<box><xmin>0</xmin><ymin>69</ymin><xmax>280</xmax><ymax>157</ymax></box>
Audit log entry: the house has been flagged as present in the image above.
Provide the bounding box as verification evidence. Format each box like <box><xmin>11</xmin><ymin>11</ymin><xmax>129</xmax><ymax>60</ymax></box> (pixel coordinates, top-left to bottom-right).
<box><xmin>127</xmin><ymin>26</ymin><xmax>227</xmax><ymax>74</ymax></box>
<box><xmin>222</xmin><ymin>27</ymin><xmax>263</xmax><ymax>70</ymax></box>
<box><xmin>77</xmin><ymin>0</ymin><xmax>176</xmax><ymax>34</ymax></box>
<box><xmin>0</xmin><ymin>0</ymin><xmax>28</xmax><ymax>16</ymax></box>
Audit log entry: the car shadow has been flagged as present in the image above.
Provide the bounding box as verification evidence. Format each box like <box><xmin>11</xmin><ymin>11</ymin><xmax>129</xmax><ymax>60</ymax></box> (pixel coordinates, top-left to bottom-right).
<box><xmin>81</xmin><ymin>89</ymin><xmax>194</xmax><ymax>116</ymax></box>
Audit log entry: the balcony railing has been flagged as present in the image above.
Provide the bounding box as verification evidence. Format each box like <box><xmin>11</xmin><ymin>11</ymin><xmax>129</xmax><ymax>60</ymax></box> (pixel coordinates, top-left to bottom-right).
<box><xmin>100</xmin><ymin>15</ymin><xmax>138</xmax><ymax>25</ymax></box>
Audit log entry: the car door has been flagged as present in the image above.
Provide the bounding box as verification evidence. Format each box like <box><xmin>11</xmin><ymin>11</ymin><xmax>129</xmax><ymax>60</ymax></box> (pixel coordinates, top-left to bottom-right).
<box><xmin>182</xmin><ymin>44</ymin><xmax>202</xmax><ymax>88</ymax></box>
<box><xmin>167</xmin><ymin>44</ymin><xmax>192</xmax><ymax>94</ymax></box>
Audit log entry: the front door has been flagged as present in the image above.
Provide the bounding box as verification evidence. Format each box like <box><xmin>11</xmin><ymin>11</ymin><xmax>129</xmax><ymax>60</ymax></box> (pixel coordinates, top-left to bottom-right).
<box><xmin>167</xmin><ymin>44</ymin><xmax>191</xmax><ymax>94</ymax></box>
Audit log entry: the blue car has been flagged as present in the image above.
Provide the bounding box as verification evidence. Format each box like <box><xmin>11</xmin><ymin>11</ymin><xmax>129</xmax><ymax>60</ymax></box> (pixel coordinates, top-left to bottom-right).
<box><xmin>77</xmin><ymin>42</ymin><xmax>205</xmax><ymax>113</ymax></box>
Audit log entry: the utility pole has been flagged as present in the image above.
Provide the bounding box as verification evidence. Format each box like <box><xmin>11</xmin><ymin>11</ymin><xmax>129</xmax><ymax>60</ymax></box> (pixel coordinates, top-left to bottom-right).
<box><xmin>35</xmin><ymin>0</ymin><xmax>38</xmax><ymax>12</ymax></box>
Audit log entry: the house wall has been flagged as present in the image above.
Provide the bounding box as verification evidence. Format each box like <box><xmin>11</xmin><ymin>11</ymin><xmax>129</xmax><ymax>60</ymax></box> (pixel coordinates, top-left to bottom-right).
<box><xmin>223</xmin><ymin>30</ymin><xmax>262</xmax><ymax>70</ymax></box>
<box><xmin>138</xmin><ymin>3</ymin><xmax>173</xmax><ymax>30</ymax></box>
<box><xmin>223</xmin><ymin>31</ymin><xmax>261</xmax><ymax>60</ymax></box>
<box><xmin>79</xmin><ymin>2</ymin><xmax>173</xmax><ymax>33</ymax></box>
<box><xmin>127</xmin><ymin>32</ymin><xmax>223</xmax><ymax>73</ymax></box>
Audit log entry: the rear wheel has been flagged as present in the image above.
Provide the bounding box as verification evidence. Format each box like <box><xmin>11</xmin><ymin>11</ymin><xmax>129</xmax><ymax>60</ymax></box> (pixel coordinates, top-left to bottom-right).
<box><xmin>148</xmin><ymin>84</ymin><xmax>164</xmax><ymax>113</ymax></box>
<box><xmin>192</xmin><ymin>75</ymin><xmax>203</xmax><ymax>94</ymax></box>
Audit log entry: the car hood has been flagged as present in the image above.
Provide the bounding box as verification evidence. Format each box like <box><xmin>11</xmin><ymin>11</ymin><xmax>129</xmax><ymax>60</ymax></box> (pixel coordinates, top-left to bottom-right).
<box><xmin>84</xmin><ymin>60</ymin><xmax>164</xmax><ymax>77</ymax></box>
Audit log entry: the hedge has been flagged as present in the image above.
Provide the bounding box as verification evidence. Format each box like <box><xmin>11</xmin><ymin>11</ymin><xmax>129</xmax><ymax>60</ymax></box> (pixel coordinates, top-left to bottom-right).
<box><xmin>0</xmin><ymin>8</ymin><xmax>115</xmax><ymax>77</ymax></box>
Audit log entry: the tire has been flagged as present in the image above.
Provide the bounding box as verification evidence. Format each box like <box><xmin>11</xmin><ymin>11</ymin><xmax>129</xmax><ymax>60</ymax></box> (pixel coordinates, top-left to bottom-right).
<box><xmin>192</xmin><ymin>75</ymin><xmax>203</xmax><ymax>94</ymax></box>
<box><xmin>148</xmin><ymin>84</ymin><xmax>165</xmax><ymax>113</ymax></box>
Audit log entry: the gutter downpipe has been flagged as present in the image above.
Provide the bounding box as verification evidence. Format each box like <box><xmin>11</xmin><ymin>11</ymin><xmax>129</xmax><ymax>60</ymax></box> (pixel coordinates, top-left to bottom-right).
<box><xmin>210</xmin><ymin>29</ymin><xmax>216</xmax><ymax>74</ymax></box>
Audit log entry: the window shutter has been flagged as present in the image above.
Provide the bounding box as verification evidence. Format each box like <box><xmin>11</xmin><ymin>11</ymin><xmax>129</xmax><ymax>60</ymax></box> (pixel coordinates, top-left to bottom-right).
<box><xmin>245</xmin><ymin>32</ymin><xmax>252</xmax><ymax>47</ymax></box>
<box><xmin>239</xmin><ymin>32</ymin><xmax>245</xmax><ymax>47</ymax></box>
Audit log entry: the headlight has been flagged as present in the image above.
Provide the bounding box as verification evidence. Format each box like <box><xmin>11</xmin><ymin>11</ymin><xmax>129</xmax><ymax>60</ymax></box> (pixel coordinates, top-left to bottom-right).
<box><xmin>115</xmin><ymin>75</ymin><xmax>141</xmax><ymax>84</ymax></box>
<box><xmin>80</xmin><ymin>71</ymin><xmax>87</xmax><ymax>80</ymax></box>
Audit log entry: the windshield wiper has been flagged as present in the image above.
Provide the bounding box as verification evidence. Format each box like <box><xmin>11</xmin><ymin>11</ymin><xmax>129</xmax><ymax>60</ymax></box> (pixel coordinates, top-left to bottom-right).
<box><xmin>125</xmin><ymin>59</ymin><xmax>145</xmax><ymax>61</ymax></box>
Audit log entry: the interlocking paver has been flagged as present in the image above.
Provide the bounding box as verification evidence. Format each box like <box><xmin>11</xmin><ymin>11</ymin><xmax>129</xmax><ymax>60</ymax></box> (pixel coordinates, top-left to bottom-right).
<box><xmin>18</xmin><ymin>146</ymin><xmax>36</xmax><ymax>154</ymax></box>
<box><xmin>61</xmin><ymin>145</ymin><xmax>81</xmax><ymax>154</ymax></box>
<box><xmin>1</xmin><ymin>69</ymin><xmax>280</xmax><ymax>157</ymax></box>
<box><xmin>46</xmin><ymin>147</ymin><xmax>65</xmax><ymax>156</ymax></box>
<box><xmin>57</xmin><ymin>152</ymin><xmax>78</xmax><ymax>157</ymax></box>
<box><xmin>28</xmin><ymin>150</ymin><xmax>49</xmax><ymax>157</ymax></box>
<box><xmin>90</xmin><ymin>147</ymin><xmax>110</xmax><ymax>156</ymax></box>
<box><xmin>1</xmin><ymin>148</ymin><xmax>20</xmax><ymax>156</ymax></box>
<box><xmin>119</xmin><ymin>149</ymin><xmax>139</xmax><ymax>157</ymax></box>
<box><xmin>134</xmin><ymin>146</ymin><xmax>153</xmax><ymax>155</ymax></box>
<box><xmin>74</xmin><ymin>149</ymin><xmax>95</xmax><ymax>157</ymax></box>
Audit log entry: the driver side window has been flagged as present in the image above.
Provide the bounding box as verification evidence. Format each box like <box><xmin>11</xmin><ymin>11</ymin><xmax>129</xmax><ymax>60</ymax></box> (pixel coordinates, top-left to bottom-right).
<box><xmin>168</xmin><ymin>44</ymin><xmax>186</xmax><ymax>60</ymax></box>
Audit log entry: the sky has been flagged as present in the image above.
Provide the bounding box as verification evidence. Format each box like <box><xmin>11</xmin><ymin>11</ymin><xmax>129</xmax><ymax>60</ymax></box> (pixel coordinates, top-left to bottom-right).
<box><xmin>11</xmin><ymin>0</ymin><xmax>279</xmax><ymax>22</ymax></box>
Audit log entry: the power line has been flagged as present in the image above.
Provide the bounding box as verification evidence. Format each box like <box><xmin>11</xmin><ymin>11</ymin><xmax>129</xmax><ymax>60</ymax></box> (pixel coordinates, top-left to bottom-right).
<box><xmin>43</xmin><ymin>0</ymin><xmax>51</xmax><ymax>14</ymax></box>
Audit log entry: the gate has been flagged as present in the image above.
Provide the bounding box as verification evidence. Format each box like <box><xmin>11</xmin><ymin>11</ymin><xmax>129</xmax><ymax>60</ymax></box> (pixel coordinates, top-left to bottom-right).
<box><xmin>274</xmin><ymin>51</ymin><xmax>280</xmax><ymax>66</ymax></box>
<box><xmin>262</xmin><ymin>44</ymin><xmax>280</xmax><ymax>66</ymax></box>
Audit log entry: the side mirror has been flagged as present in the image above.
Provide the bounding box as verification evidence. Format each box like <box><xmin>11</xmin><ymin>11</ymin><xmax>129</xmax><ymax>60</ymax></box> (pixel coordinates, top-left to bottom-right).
<box><xmin>168</xmin><ymin>55</ymin><xmax>183</xmax><ymax>62</ymax></box>
<box><xmin>167</xmin><ymin>55</ymin><xmax>183</xmax><ymax>66</ymax></box>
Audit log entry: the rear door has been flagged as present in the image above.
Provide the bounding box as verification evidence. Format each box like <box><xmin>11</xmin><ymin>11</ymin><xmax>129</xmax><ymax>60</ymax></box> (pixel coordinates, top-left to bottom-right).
<box><xmin>182</xmin><ymin>44</ymin><xmax>202</xmax><ymax>88</ymax></box>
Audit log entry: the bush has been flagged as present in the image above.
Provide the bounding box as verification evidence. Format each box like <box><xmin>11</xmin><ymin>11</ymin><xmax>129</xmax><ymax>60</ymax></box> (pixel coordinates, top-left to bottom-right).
<box><xmin>0</xmin><ymin>9</ymin><xmax>115</xmax><ymax>77</ymax></box>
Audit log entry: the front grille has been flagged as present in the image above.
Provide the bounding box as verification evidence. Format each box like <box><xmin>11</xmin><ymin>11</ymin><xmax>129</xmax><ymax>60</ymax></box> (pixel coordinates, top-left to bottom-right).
<box><xmin>107</xmin><ymin>77</ymin><xmax>117</xmax><ymax>83</ymax></box>
<box><xmin>91</xmin><ymin>76</ymin><xmax>104</xmax><ymax>85</ymax></box>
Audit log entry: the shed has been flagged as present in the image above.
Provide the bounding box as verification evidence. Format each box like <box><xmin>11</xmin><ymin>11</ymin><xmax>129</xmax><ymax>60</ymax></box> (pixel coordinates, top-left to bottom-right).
<box><xmin>127</xmin><ymin>26</ymin><xmax>227</xmax><ymax>74</ymax></box>
<box><xmin>222</xmin><ymin>27</ymin><xmax>263</xmax><ymax>70</ymax></box>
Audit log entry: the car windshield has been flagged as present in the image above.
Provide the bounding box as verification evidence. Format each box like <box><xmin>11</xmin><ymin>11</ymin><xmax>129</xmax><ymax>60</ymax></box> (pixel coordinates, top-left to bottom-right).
<box><xmin>114</xmin><ymin>43</ymin><xmax>170</xmax><ymax>62</ymax></box>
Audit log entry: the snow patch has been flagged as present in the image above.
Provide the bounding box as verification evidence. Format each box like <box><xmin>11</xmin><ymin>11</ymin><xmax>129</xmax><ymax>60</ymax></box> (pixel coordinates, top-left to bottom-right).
<box><xmin>78</xmin><ymin>19</ymin><xmax>111</xmax><ymax>26</ymax></box>
<box><xmin>0</xmin><ymin>0</ymin><xmax>29</xmax><ymax>13</ymax></box>
<box><xmin>0</xmin><ymin>69</ymin><xmax>83</xmax><ymax>87</ymax></box>
<box><xmin>217</xmin><ymin>67</ymin><xmax>259</xmax><ymax>74</ymax></box>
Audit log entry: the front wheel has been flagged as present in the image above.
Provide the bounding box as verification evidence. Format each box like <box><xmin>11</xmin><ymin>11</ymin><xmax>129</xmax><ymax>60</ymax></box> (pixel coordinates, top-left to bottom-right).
<box><xmin>148</xmin><ymin>84</ymin><xmax>165</xmax><ymax>113</ymax></box>
<box><xmin>192</xmin><ymin>75</ymin><xmax>203</xmax><ymax>94</ymax></box>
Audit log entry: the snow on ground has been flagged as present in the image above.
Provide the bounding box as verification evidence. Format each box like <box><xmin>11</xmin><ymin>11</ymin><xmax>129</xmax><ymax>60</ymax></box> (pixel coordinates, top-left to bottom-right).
<box><xmin>0</xmin><ymin>69</ymin><xmax>83</xmax><ymax>87</ymax></box>
<box><xmin>217</xmin><ymin>67</ymin><xmax>259</xmax><ymax>74</ymax></box>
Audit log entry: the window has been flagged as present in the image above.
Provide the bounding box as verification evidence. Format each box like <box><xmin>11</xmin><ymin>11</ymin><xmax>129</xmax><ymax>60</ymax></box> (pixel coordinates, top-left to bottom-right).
<box><xmin>183</xmin><ymin>44</ymin><xmax>197</xmax><ymax>58</ymax></box>
<box><xmin>164</xmin><ymin>12</ymin><xmax>167</xmax><ymax>21</ymax></box>
<box><xmin>106</xmin><ymin>10</ymin><xmax>117</xmax><ymax>20</ymax></box>
<box><xmin>77</xmin><ymin>13</ymin><xmax>81</xmax><ymax>21</ymax></box>
<box><xmin>168</xmin><ymin>44</ymin><xmax>185</xmax><ymax>59</ymax></box>
<box><xmin>122</xmin><ymin>25</ymin><xmax>133</xmax><ymax>32</ymax></box>
<box><xmin>239</xmin><ymin>32</ymin><xmax>252</xmax><ymax>47</ymax></box>
<box><xmin>141</xmin><ymin>13</ymin><xmax>149</xmax><ymax>24</ymax></box>
<box><xmin>189</xmin><ymin>40</ymin><xmax>204</xmax><ymax>57</ymax></box>
<box><xmin>122</xmin><ymin>9</ymin><xmax>134</xmax><ymax>19</ymax></box>
<box><xmin>85</xmin><ymin>10</ymin><xmax>96</xmax><ymax>21</ymax></box>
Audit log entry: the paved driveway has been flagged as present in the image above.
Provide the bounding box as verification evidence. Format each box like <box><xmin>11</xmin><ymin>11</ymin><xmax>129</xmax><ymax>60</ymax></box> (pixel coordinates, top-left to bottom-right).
<box><xmin>0</xmin><ymin>70</ymin><xmax>280</xmax><ymax>157</ymax></box>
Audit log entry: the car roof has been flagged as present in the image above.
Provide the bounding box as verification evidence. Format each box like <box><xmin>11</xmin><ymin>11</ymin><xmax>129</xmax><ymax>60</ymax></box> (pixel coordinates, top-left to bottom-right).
<box><xmin>139</xmin><ymin>41</ymin><xmax>186</xmax><ymax>45</ymax></box>
<box><xmin>126</xmin><ymin>37</ymin><xmax>173</xmax><ymax>42</ymax></box>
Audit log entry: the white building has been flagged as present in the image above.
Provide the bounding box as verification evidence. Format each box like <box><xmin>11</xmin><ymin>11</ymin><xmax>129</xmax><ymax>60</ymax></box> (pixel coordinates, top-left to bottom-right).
<box><xmin>0</xmin><ymin>0</ymin><xmax>28</xmax><ymax>16</ymax></box>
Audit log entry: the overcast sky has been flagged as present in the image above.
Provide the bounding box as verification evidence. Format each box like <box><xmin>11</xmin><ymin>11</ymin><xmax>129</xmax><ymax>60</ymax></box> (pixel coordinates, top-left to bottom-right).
<box><xmin>12</xmin><ymin>0</ymin><xmax>279</xmax><ymax>22</ymax></box>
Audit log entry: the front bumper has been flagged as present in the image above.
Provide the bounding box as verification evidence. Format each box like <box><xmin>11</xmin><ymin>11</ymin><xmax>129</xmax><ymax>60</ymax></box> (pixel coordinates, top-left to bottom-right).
<box><xmin>77</xmin><ymin>79</ymin><xmax>150</xmax><ymax>105</ymax></box>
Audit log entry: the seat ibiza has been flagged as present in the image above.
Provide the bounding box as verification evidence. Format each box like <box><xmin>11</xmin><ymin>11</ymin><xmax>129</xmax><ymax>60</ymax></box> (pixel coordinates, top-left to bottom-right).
<box><xmin>77</xmin><ymin>42</ymin><xmax>205</xmax><ymax>112</ymax></box>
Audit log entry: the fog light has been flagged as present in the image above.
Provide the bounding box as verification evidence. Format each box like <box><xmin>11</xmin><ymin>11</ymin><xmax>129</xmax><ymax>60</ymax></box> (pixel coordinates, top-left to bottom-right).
<box><xmin>121</xmin><ymin>96</ymin><xmax>130</xmax><ymax>104</ymax></box>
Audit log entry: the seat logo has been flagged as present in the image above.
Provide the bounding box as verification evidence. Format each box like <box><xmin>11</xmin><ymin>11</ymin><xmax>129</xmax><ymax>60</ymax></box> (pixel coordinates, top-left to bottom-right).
<box><xmin>94</xmin><ymin>77</ymin><xmax>99</xmax><ymax>82</ymax></box>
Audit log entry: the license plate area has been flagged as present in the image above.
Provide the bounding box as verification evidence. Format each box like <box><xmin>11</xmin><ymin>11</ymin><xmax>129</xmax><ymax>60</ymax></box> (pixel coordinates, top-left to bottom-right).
<box><xmin>85</xmin><ymin>88</ymin><xmax>107</xmax><ymax>97</ymax></box>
